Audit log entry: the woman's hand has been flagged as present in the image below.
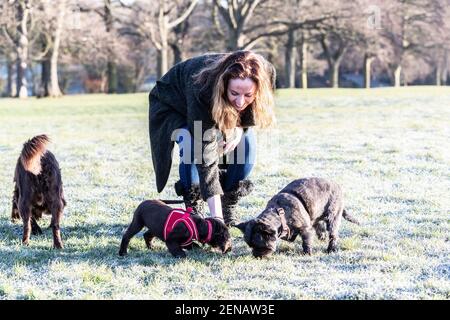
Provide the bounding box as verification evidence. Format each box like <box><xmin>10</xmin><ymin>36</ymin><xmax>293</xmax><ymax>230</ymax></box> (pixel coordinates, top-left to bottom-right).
<box><xmin>222</xmin><ymin>127</ymin><xmax>244</xmax><ymax>155</ymax></box>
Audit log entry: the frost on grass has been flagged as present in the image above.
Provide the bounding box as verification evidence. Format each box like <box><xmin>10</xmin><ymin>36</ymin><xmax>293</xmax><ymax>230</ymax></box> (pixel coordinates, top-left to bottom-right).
<box><xmin>0</xmin><ymin>89</ymin><xmax>449</xmax><ymax>299</ymax></box>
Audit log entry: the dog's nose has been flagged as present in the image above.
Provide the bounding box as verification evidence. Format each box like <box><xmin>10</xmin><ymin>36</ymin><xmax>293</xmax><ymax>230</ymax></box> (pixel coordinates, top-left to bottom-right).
<box><xmin>222</xmin><ymin>242</ymin><xmax>232</xmax><ymax>253</ymax></box>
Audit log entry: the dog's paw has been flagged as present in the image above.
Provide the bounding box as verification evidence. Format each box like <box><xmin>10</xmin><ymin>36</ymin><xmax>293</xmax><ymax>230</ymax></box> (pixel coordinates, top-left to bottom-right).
<box><xmin>317</xmin><ymin>233</ymin><xmax>327</xmax><ymax>241</ymax></box>
<box><xmin>32</xmin><ymin>227</ymin><xmax>43</xmax><ymax>236</ymax></box>
<box><xmin>326</xmin><ymin>246</ymin><xmax>338</xmax><ymax>254</ymax></box>
<box><xmin>144</xmin><ymin>240</ymin><xmax>153</xmax><ymax>250</ymax></box>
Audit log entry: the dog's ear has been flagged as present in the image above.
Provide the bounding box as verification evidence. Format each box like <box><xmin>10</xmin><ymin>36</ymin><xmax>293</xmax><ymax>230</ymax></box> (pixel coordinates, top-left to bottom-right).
<box><xmin>235</xmin><ymin>221</ymin><xmax>249</xmax><ymax>233</ymax></box>
<box><xmin>236</xmin><ymin>220</ymin><xmax>256</xmax><ymax>244</ymax></box>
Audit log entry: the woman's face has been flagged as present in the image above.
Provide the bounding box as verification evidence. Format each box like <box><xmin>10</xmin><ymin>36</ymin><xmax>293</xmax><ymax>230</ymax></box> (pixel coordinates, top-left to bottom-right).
<box><xmin>226</xmin><ymin>77</ymin><xmax>257</xmax><ymax>112</ymax></box>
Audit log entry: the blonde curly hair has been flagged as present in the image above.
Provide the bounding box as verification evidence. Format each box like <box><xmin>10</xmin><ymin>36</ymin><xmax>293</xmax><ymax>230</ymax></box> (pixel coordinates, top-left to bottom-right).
<box><xmin>194</xmin><ymin>51</ymin><xmax>276</xmax><ymax>134</ymax></box>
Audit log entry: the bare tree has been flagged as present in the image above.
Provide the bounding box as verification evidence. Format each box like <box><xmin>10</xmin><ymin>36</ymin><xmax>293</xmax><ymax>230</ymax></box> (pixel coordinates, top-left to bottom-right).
<box><xmin>312</xmin><ymin>2</ymin><xmax>366</xmax><ymax>89</ymax></box>
<box><xmin>78</xmin><ymin>0</ymin><xmax>133</xmax><ymax>93</ymax></box>
<box><xmin>381</xmin><ymin>0</ymin><xmax>443</xmax><ymax>86</ymax></box>
<box><xmin>319</xmin><ymin>32</ymin><xmax>347</xmax><ymax>88</ymax></box>
<box><xmin>353</xmin><ymin>0</ymin><xmax>385</xmax><ymax>88</ymax></box>
<box><xmin>170</xmin><ymin>10</ymin><xmax>190</xmax><ymax>64</ymax></box>
<box><xmin>35</xmin><ymin>0</ymin><xmax>68</xmax><ymax>97</ymax></box>
<box><xmin>424</xmin><ymin>0</ymin><xmax>449</xmax><ymax>85</ymax></box>
<box><xmin>277</xmin><ymin>0</ymin><xmax>328</xmax><ymax>88</ymax></box>
<box><xmin>2</xmin><ymin>0</ymin><xmax>33</xmax><ymax>98</ymax></box>
<box><xmin>122</xmin><ymin>0</ymin><xmax>199</xmax><ymax>78</ymax></box>
<box><xmin>212</xmin><ymin>0</ymin><xmax>265</xmax><ymax>50</ymax></box>
<box><xmin>15</xmin><ymin>0</ymin><xmax>31</xmax><ymax>97</ymax></box>
<box><xmin>0</xmin><ymin>1</ymin><xmax>18</xmax><ymax>96</ymax></box>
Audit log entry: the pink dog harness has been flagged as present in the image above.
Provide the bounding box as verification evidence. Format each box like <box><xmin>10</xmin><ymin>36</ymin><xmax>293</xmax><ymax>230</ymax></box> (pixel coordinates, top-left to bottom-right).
<box><xmin>163</xmin><ymin>207</ymin><xmax>213</xmax><ymax>247</ymax></box>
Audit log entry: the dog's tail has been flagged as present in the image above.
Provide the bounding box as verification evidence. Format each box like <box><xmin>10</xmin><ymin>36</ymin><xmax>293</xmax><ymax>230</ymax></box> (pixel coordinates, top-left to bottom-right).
<box><xmin>343</xmin><ymin>209</ymin><xmax>360</xmax><ymax>225</ymax></box>
<box><xmin>20</xmin><ymin>134</ymin><xmax>50</xmax><ymax>175</ymax></box>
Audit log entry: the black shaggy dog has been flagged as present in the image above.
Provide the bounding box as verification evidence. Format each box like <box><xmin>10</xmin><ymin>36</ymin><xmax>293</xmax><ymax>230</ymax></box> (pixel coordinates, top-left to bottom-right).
<box><xmin>119</xmin><ymin>200</ymin><xmax>232</xmax><ymax>258</ymax></box>
<box><xmin>236</xmin><ymin>178</ymin><xmax>360</xmax><ymax>258</ymax></box>
<box><xmin>11</xmin><ymin>135</ymin><xmax>66</xmax><ymax>249</ymax></box>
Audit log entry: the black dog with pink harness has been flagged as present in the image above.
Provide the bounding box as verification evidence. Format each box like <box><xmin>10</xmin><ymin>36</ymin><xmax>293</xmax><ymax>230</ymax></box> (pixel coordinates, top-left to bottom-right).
<box><xmin>119</xmin><ymin>200</ymin><xmax>232</xmax><ymax>258</ymax></box>
<box><xmin>163</xmin><ymin>207</ymin><xmax>213</xmax><ymax>246</ymax></box>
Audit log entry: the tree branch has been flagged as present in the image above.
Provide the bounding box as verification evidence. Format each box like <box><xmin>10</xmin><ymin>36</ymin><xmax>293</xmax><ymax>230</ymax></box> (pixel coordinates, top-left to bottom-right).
<box><xmin>319</xmin><ymin>34</ymin><xmax>333</xmax><ymax>67</ymax></box>
<box><xmin>149</xmin><ymin>20</ymin><xmax>162</xmax><ymax>50</ymax></box>
<box><xmin>213</xmin><ymin>0</ymin><xmax>233</xmax><ymax>30</ymax></box>
<box><xmin>242</xmin><ymin>16</ymin><xmax>332</xmax><ymax>50</ymax></box>
<box><xmin>240</xmin><ymin>0</ymin><xmax>260</xmax><ymax>30</ymax></box>
<box><xmin>1</xmin><ymin>26</ymin><xmax>16</xmax><ymax>47</ymax></box>
<box><xmin>168</xmin><ymin>0</ymin><xmax>199</xmax><ymax>30</ymax></box>
<box><xmin>212</xmin><ymin>3</ymin><xmax>224</xmax><ymax>37</ymax></box>
<box><xmin>31</xmin><ymin>32</ymin><xmax>53</xmax><ymax>61</ymax></box>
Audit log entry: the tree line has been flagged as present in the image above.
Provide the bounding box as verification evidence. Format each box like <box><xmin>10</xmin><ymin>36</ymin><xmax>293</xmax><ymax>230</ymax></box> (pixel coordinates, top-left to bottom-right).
<box><xmin>0</xmin><ymin>0</ymin><xmax>449</xmax><ymax>98</ymax></box>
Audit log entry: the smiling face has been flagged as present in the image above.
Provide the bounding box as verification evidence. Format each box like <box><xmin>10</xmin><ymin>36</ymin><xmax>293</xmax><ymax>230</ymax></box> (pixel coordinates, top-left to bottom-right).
<box><xmin>226</xmin><ymin>77</ymin><xmax>257</xmax><ymax>113</ymax></box>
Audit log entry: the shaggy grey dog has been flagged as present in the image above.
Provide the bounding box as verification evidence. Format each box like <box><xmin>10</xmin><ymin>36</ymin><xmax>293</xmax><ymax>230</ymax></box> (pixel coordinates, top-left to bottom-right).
<box><xmin>236</xmin><ymin>178</ymin><xmax>360</xmax><ymax>258</ymax></box>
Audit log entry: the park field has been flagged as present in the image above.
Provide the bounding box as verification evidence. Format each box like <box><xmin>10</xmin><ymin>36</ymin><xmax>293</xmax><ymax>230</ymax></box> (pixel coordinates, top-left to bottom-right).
<box><xmin>0</xmin><ymin>87</ymin><xmax>449</xmax><ymax>299</ymax></box>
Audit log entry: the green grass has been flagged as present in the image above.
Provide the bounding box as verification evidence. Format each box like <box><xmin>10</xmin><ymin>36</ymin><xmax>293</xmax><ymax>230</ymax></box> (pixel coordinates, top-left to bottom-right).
<box><xmin>0</xmin><ymin>88</ymin><xmax>449</xmax><ymax>299</ymax></box>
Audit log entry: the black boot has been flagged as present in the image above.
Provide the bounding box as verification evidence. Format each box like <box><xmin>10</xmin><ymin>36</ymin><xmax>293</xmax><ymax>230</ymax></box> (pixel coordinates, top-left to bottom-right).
<box><xmin>221</xmin><ymin>180</ymin><xmax>254</xmax><ymax>227</ymax></box>
<box><xmin>174</xmin><ymin>180</ymin><xmax>206</xmax><ymax>216</ymax></box>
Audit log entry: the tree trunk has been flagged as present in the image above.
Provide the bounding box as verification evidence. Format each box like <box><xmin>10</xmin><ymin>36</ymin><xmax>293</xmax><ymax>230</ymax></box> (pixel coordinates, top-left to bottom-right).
<box><xmin>441</xmin><ymin>69</ymin><xmax>448</xmax><ymax>85</ymax></box>
<box><xmin>171</xmin><ymin>20</ymin><xmax>188</xmax><ymax>65</ymax></box>
<box><xmin>49</xmin><ymin>53</ymin><xmax>62</xmax><ymax>96</ymax></box>
<box><xmin>394</xmin><ymin>65</ymin><xmax>402</xmax><ymax>87</ymax></box>
<box><xmin>133</xmin><ymin>59</ymin><xmax>145</xmax><ymax>92</ymax></box>
<box><xmin>364</xmin><ymin>54</ymin><xmax>374</xmax><ymax>88</ymax></box>
<box><xmin>171</xmin><ymin>42</ymin><xmax>183</xmax><ymax>65</ymax></box>
<box><xmin>104</xmin><ymin>0</ymin><xmax>117</xmax><ymax>93</ymax></box>
<box><xmin>435</xmin><ymin>64</ymin><xmax>442</xmax><ymax>86</ymax></box>
<box><xmin>226</xmin><ymin>28</ymin><xmax>246</xmax><ymax>51</ymax></box>
<box><xmin>442</xmin><ymin>69</ymin><xmax>448</xmax><ymax>86</ymax></box>
<box><xmin>16</xmin><ymin>0</ymin><xmax>31</xmax><ymax>98</ymax></box>
<box><xmin>48</xmin><ymin>1</ymin><xmax>65</xmax><ymax>97</ymax></box>
<box><xmin>158</xmin><ymin>22</ymin><xmax>169</xmax><ymax>78</ymax></box>
<box><xmin>330</xmin><ymin>62</ymin><xmax>340</xmax><ymax>88</ymax></box>
<box><xmin>152</xmin><ymin>0</ymin><xmax>198</xmax><ymax>78</ymax></box>
<box><xmin>158</xmin><ymin>45</ymin><xmax>169</xmax><ymax>79</ymax></box>
<box><xmin>157</xmin><ymin>4</ymin><xmax>169</xmax><ymax>79</ymax></box>
<box><xmin>6</xmin><ymin>53</ymin><xmax>16</xmax><ymax>97</ymax></box>
<box><xmin>100</xmin><ymin>72</ymin><xmax>108</xmax><ymax>93</ymax></box>
<box><xmin>320</xmin><ymin>36</ymin><xmax>346</xmax><ymax>89</ymax></box>
<box><xmin>442</xmin><ymin>52</ymin><xmax>448</xmax><ymax>85</ymax></box>
<box><xmin>284</xmin><ymin>29</ymin><xmax>296</xmax><ymax>88</ymax></box>
<box><xmin>16</xmin><ymin>51</ymin><xmax>28</xmax><ymax>98</ymax></box>
<box><xmin>227</xmin><ymin>32</ymin><xmax>238</xmax><ymax>51</ymax></box>
<box><xmin>300</xmin><ymin>40</ymin><xmax>308</xmax><ymax>89</ymax></box>
<box><xmin>29</xmin><ymin>62</ymin><xmax>38</xmax><ymax>96</ymax></box>
<box><xmin>107</xmin><ymin>61</ymin><xmax>117</xmax><ymax>93</ymax></box>
<box><xmin>41</xmin><ymin>58</ymin><xmax>51</xmax><ymax>97</ymax></box>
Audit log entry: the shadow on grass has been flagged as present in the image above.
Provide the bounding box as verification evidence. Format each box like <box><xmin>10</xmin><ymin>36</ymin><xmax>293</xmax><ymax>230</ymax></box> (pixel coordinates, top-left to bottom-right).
<box><xmin>0</xmin><ymin>217</ymin><xmax>238</xmax><ymax>268</ymax></box>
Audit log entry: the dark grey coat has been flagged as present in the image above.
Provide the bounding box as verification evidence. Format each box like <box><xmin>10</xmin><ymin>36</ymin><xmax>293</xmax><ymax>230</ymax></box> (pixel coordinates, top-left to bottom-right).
<box><xmin>149</xmin><ymin>53</ymin><xmax>276</xmax><ymax>200</ymax></box>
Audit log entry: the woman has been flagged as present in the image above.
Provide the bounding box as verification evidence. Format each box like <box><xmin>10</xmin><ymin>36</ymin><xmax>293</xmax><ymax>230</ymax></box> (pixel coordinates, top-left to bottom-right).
<box><xmin>149</xmin><ymin>50</ymin><xmax>276</xmax><ymax>226</ymax></box>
